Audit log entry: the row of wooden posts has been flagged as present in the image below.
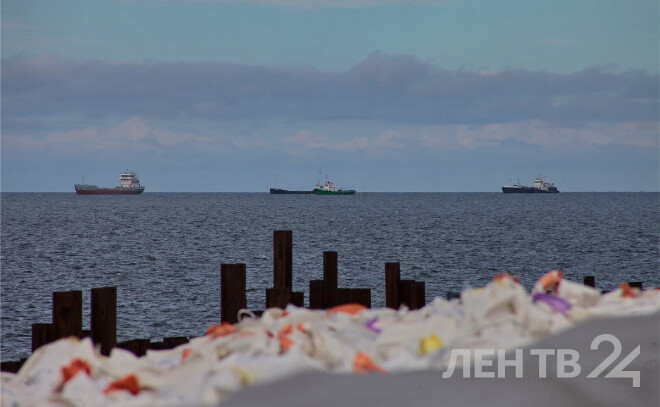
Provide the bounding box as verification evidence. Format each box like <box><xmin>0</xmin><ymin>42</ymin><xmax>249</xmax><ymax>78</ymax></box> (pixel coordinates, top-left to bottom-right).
<box><xmin>222</xmin><ymin>231</ymin><xmax>426</xmax><ymax>316</ymax></box>
<box><xmin>0</xmin><ymin>230</ymin><xmax>643</xmax><ymax>373</ymax></box>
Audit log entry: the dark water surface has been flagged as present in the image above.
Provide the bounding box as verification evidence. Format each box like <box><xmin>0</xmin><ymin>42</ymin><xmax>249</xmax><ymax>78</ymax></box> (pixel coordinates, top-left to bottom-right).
<box><xmin>2</xmin><ymin>192</ymin><xmax>658</xmax><ymax>361</ymax></box>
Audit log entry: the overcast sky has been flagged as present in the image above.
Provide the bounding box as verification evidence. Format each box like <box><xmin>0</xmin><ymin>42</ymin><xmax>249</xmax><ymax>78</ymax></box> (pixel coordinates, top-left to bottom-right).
<box><xmin>2</xmin><ymin>0</ymin><xmax>658</xmax><ymax>192</ymax></box>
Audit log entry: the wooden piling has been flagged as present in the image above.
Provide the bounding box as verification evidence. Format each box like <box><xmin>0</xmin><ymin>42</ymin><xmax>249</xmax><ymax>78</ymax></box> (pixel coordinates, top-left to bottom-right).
<box><xmin>149</xmin><ymin>341</ymin><xmax>168</xmax><ymax>350</ymax></box>
<box><xmin>400</xmin><ymin>280</ymin><xmax>418</xmax><ymax>309</ymax></box>
<box><xmin>273</xmin><ymin>230</ymin><xmax>293</xmax><ymax>289</ymax></box>
<box><xmin>0</xmin><ymin>360</ymin><xmax>25</xmax><ymax>374</ymax></box>
<box><xmin>583</xmin><ymin>276</ymin><xmax>595</xmax><ymax>288</ymax></box>
<box><xmin>336</xmin><ymin>288</ymin><xmax>350</xmax><ymax>306</ymax></box>
<box><xmin>309</xmin><ymin>280</ymin><xmax>326</xmax><ymax>309</ymax></box>
<box><xmin>323</xmin><ymin>251</ymin><xmax>338</xmax><ymax>289</ymax></box>
<box><xmin>91</xmin><ymin>286</ymin><xmax>117</xmax><ymax>356</ymax></box>
<box><xmin>323</xmin><ymin>251</ymin><xmax>339</xmax><ymax>307</ymax></box>
<box><xmin>348</xmin><ymin>288</ymin><xmax>371</xmax><ymax>308</ymax></box>
<box><xmin>53</xmin><ymin>291</ymin><xmax>83</xmax><ymax>339</ymax></box>
<box><xmin>266</xmin><ymin>288</ymin><xmax>291</xmax><ymax>309</ymax></box>
<box><xmin>385</xmin><ymin>262</ymin><xmax>401</xmax><ymax>309</ymax></box>
<box><xmin>221</xmin><ymin>263</ymin><xmax>247</xmax><ymax>324</ymax></box>
<box><xmin>31</xmin><ymin>323</ymin><xmax>55</xmax><ymax>352</ymax></box>
<box><xmin>416</xmin><ymin>281</ymin><xmax>425</xmax><ymax>308</ymax></box>
<box><xmin>164</xmin><ymin>336</ymin><xmax>189</xmax><ymax>348</ymax></box>
<box><xmin>117</xmin><ymin>339</ymin><xmax>150</xmax><ymax>357</ymax></box>
<box><xmin>291</xmin><ymin>291</ymin><xmax>305</xmax><ymax>307</ymax></box>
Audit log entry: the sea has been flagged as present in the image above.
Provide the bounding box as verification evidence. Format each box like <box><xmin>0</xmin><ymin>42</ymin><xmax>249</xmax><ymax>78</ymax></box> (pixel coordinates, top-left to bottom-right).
<box><xmin>2</xmin><ymin>192</ymin><xmax>659</xmax><ymax>362</ymax></box>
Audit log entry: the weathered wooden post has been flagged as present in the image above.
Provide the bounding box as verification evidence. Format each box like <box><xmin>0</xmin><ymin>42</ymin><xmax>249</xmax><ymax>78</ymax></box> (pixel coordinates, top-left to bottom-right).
<box><xmin>32</xmin><ymin>323</ymin><xmax>55</xmax><ymax>352</ymax></box>
<box><xmin>266</xmin><ymin>288</ymin><xmax>292</xmax><ymax>308</ymax></box>
<box><xmin>0</xmin><ymin>360</ymin><xmax>25</xmax><ymax>374</ymax></box>
<box><xmin>323</xmin><ymin>251</ymin><xmax>339</xmax><ymax>307</ymax></box>
<box><xmin>117</xmin><ymin>339</ymin><xmax>151</xmax><ymax>356</ymax></box>
<box><xmin>348</xmin><ymin>288</ymin><xmax>371</xmax><ymax>308</ymax></box>
<box><xmin>416</xmin><ymin>281</ymin><xmax>425</xmax><ymax>308</ymax></box>
<box><xmin>53</xmin><ymin>291</ymin><xmax>83</xmax><ymax>339</ymax></box>
<box><xmin>385</xmin><ymin>262</ymin><xmax>401</xmax><ymax>309</ymax></box>
<box><xmin>291</xmin><ymin>292</ymin><xmax>305</xmax><ymax>307</ymax></box>
<box><xmin>267</xmin><ymin>230</ymin><xmax>304</xmax><ymax>309</ymax></box>
<box><xmin>309</xmin><ymin>280</ymin><xmax>326</xmax><ymax>309</ymax></box>
<box><xmin>91</xmin><ymin>286</ymin><xmax>117</xmax><ymax>356</ymax></box>
<box><xmin>336</xmin><ymin>288</ymin><xmax>350</xmax><ymax>305</ymax></box>
<box><xmin>221</xmin><ymin>263</ymin><xmax>247</xmax><ymax>323</ymax></box>
<box><xmin>583</xmin><ymin>276</ymin><xmax>595</xmax><ymax>288</ymax></box>
<box><xmin>400</xmin><ymin>280</ymin><xmax>418</xmax><ymax>310</ymax></box>
<box><xmin>273</xmin><ymin>230</ymin><xmax>293</xmax><ymax>289</ymax></box>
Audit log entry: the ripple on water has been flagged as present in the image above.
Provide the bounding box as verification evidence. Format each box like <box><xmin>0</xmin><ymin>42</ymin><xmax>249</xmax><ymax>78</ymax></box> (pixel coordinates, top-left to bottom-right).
<box><xmin>1</xmin><ymin>192</ymin><xmax>658</xmax><ymax>361</ymax></box>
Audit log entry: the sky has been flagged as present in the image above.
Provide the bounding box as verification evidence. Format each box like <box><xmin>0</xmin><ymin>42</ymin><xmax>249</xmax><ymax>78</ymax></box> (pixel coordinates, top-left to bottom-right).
<box><xmin>2</xmin><ymin>0</ymin><xmax>658</xmax><ymax>192</ymax></box>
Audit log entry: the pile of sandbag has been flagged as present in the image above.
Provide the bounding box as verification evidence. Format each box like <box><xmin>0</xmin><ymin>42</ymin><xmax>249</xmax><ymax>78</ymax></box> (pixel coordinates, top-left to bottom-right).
<box><xmin>2</xmin><ymin>272</ymin><xmax>658</xmax><ymax>407</ymax></box>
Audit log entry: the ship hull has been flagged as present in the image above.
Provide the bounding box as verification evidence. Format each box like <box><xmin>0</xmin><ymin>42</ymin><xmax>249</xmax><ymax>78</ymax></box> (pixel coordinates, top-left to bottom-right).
<box><xmin>270</xmin><ymin>188</ymin><xmax>314</xmax><ymax>194</ymax></box>
<box><xmin>314</xmin><ymin>189</ymin><xmax>356</xmax><ymax>195</ymax></box>
<box><xmin>75</xmin><ymin>187</ymin><xmax>144</xmax><ymax>195</ymax></box>
<box><xmin>502</xmin><ymin>186</ymin><xmax>558</xmax><ymax>193</ymax></box>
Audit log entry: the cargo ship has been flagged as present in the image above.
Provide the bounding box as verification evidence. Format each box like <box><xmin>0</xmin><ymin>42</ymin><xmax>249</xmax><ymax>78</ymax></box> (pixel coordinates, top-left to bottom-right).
<box><xmin>75</xmin><ymin>171</ymin><xmax>145</xmax><ymax>195</ymax></box>
<box><xmin>502</xmin><ymin>177</ymin><xmax>559</xmax><ymax>193</ymax></box>
<box><xmin>269</xmin><ymin>188</ymin><xmax>314</xmax><ymax>194</ymax></box>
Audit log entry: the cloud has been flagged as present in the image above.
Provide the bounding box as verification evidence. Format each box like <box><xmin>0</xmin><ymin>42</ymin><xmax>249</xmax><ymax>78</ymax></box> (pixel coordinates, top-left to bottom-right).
<box><xmin>278</xmin><ymin>119</ymin><xmax>658</xmax><ymax>156</ymax></box>
<box><xmin>47</xmin><ymin>127</ymin><xmax>99</xmax><ymax>144</ymax></box>
<box><xmin>2</xmin><ymin>52</ymin><xmax>658</xmax><ymax>157</ymax></box>
<box><xmin>108</xmin><ymin>117</ymin><xmax>150</xmax><ymax>142</ymax></box>
<box><xmin>3</xmin><ymin>116</ymin><xmax>219</xmax><ymax>154</ymax></box>
<box><xmin>282</xmin><ymin>129</ymin><xmax>405</xmax><ymax>154</ymax></box>
<box><xmin>3</xmin><ymin>52</ymin><xmax>656</xmax><ymax>127</ymax></box>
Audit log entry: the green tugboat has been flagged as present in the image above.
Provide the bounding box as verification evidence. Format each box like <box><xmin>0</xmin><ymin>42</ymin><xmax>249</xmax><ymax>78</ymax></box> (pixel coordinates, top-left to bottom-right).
<box><xmin>314</xmin><ymin>170</ymin><xmax>356</xmax><ymax>195</ymax></box>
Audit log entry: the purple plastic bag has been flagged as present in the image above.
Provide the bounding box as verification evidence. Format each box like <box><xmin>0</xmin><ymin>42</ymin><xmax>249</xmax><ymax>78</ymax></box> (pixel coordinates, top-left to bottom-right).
<box><xmin>532</xmin><ymin>293</ymin><xmax>572</xmax><ymax>314</ymax></box>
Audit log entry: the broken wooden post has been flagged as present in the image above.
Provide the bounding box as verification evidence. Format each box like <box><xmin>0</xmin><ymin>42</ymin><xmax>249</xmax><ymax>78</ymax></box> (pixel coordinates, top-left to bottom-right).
<box><xmin>53</xmin><ymin>291</ymin><xmax>83</xmax><ymax>339</ymax></box>
<box><xmin>348</xmin><ymin>288</ymin><xmax>371</xmax><ymax>308</ymax></box>
<box><xmin>416</xmin><ymin>281</ymin><xmax>425</xmax><ymax>308</ymax></box>
<box><xmin>91</xmin><ymin>286</ymin><xmax>117</xmax><ymax>356</ymax></box>
<box><xmin>221</xmin><ymin>263</ymin><xmax>247</xmax><ymax>323</ymax></box>
<box><xmin>399</xmin><ymin>280</ymin><xmax>418</xmax><ymax>310</ymax></box>
<box><xmin>336</xmin><ymin>288</ymin><xmax>350</xmax><ymax>306</ymax></box>
<box><xmin>291</xmin><ymin>291</ymin><xmax>305</xmax><ymax>307</ymax></box>
<box><xmin>266</xmin><ymin>231</ymin><xmax>303</xmax><ymax>309</ymax></box>
<box><xmin>273</xmin><ymin>230</ymin><xmax>293</xmax><ymax>289</ymax></box>
<box><xmin>323</xmin><ymin>251</ymin><xmax>338</xmax><ymax>307</ymax></box>
<box><xmin>385</xmin><ymin>262</ymin><xmax>401</xmax><ymax>309</ymax></box>
<box><xmin>309</xmin><ymin>280</ymin><xmax>326</xmax><ymax>309</ymax></box>
<box><xmin>117</xmin><ymin>339</ymin><xmax>150</xmax><ymax>356</ymax></box>
<box><xmin>583</xmin><ymin>276</ymin><xmax>595</xmax><ymax>288</ymax></box>
<box><xmin>164</xmin><ymin>336</ymin><xmax>189</xmax><ymax>349</ymax></box>
<box><xmin>0</xmin><ymin>360</ymin><xmax>25</xmax><ymax>374</ymax></box>
<box><xmin>266</xmin><ymin>288</ymin><xmax>291</xmax><ymax>308</ymax></box>
<box><xmin>31</xmin><ymin>323</ymin><xmax>55</xmax><ymax>352</ymax></box>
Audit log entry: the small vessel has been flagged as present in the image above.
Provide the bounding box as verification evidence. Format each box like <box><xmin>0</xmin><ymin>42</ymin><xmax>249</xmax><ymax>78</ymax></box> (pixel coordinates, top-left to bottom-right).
<box><xmin>313</xmin><ymin>170</ymin><xmax>356</xmax><ymax>195</ymax></box>
<box><xmin>75</xmin><ymin>171</ymin><xmax>145</xmax><ymax>195</ymax></box>
<box><xmin>269</xmin><ymin>188</ymin><xmax>314</xmax><ymax>194</ymax></box>
<box><xmin>502</xmin><ymin>176</ymin><xmax>559</xmax><ymax>193</ymax></box>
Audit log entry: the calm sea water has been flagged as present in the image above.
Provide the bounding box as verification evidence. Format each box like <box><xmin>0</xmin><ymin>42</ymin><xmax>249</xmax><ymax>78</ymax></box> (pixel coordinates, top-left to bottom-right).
<box><xmin>2</xmin><ymin>192</ymin><xmax>658</xmax><ymax>361</ymax></box>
